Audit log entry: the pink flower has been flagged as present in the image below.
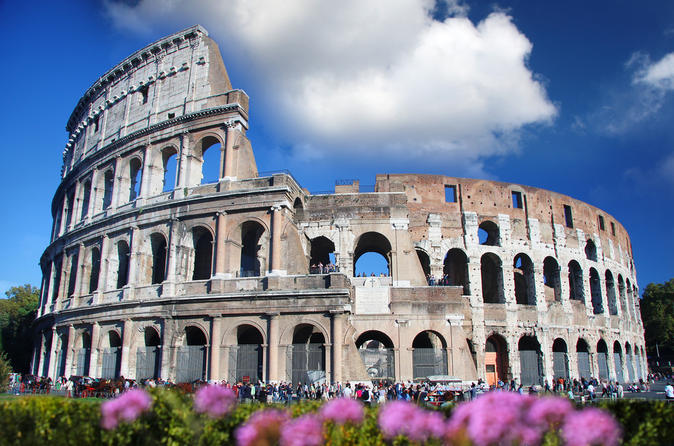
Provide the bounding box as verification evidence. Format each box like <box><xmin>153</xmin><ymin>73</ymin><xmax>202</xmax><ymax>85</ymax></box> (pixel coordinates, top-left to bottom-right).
<box><xmin>378</xmin><ymin>400</ymin><xmax>445</xmax><ymax>441</ymax></box>
<box><xmin>561</xmin><ymin>408</ymin><xmax>622</xmax><ymax>446</ymax></box>
<box><xmin>194</xmin><ymin>384</ymin><xmax>237</xmax><ymax>418</ymax></box>
<box><xmin>528</xmin><ymin>397</ymin><xmax>573</xmax><ymax>428</ymax></box>
<box><xmin>320</xmin><ymin>398</ymin><xmax>364</xmax><ymax>425</ymax></box>
<box><xmin>100</xmin><ymin>389</ymin><xmax>152</xmax><ymax>430</ymax></box>
<box><xmin>280</xmin><ymin>414</ymin><xmax>324</xmax><ymax>446</ymax></box>
<box><xmin>236</xmin><ymin>409</ymin><xmax>290</xmax><ymax>446</ymax></box>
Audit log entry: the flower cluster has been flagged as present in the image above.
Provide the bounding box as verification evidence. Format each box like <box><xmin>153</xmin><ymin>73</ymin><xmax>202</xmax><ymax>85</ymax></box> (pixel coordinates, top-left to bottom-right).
<box><xmin>236</xmin><ymin>409</ymin><xmax>292</xmax><ymax>446</ymax></box>
<box><xmin>193</xmin><ymin>384</ymin><xmax>237</xmax><ymax>418</ymax></box>
<box><xmin>319</xmin><ymin>397</ymin><xmax>364</xmax><ymax>425</ymax></box>
<box><xmin>100</xmin><ymin>389</ymin><xmax>153</xmax><ymax>430</ymax></box>
<box><xmin>379</xmin><ymin>400</ymin><xmax>447</xmax><ymax>442</ymax></box>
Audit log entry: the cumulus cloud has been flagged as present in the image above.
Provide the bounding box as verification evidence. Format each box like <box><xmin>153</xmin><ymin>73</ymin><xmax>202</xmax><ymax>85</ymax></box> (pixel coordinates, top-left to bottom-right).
<box><xmin>104</xmin><ymin>0</ymin><xmax>556</xmax><ymax>165</ymax></box>
<box><xmin>634</xmin><ymin>52</ymin><xmax>674</xmax><ymax>91</ymax></box>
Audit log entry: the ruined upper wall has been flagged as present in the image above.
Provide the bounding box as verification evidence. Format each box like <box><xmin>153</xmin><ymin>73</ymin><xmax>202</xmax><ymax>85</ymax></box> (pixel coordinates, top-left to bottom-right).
<box><xmin>61</xmin><ymin>25</ymin><xmax>246</xmax><ymax>177</ymax></box>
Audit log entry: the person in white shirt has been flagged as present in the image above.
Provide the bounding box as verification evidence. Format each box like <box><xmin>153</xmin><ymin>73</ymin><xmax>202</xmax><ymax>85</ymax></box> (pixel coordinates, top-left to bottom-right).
<box><xmin>665</xmin><ymin>382</ymin><xmax>674</xmax><ymax>400</ymax></box>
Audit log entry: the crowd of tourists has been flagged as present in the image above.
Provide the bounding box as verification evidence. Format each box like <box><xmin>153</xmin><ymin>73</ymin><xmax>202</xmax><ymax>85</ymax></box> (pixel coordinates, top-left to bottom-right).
<box><xmin>425</xmin><ymin>274</ymin><xmax>456</xmax><ymax>286</ymax></box>
<box><xmin>309</xmin><ymin>262</ymin><xmax>339</xmax><ymax>274</ymax></box>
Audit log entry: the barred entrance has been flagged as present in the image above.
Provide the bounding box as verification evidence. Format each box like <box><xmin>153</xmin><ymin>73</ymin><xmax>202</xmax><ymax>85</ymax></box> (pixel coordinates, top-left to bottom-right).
<box><xmin>101</xmin><ymin>330</ymin><xmax>122</xmax><ymax>379</ymax></box>
<box><xmin>175</xmin><ymin>326</ymin><xmax>207</xmax><ymax>383</ymax></box>
<box><xmin>636</xmin><ymin>351</ymin><xmax>643</xmax><ymax>380</ymax></box>
<box><xmin>356</xmin><ymin>331</ymin><xmax>395</xmax><ymax>382</ymax></box>
<box><xmin>234</xmin><ymin>325</ymin><xmax>263</xmax><ymax>383</ymax></box>
<box><xmin>576</xmin><ymin>339</ymin><xmax>591</xmax><ymax>380</ymax></box>
<box><xmin>289</xmin><ymin>324</ymin><xmax>325</xmax><ymax>385</ymax></box>
<box><xmin>136</xmin><ymin>327</ymin><xmax>161</xmax><ymax>380</ymax></box>
<box><xmin>485</xmin><ymin>335</ymin><xmax>508</xmax><ymax>386</ymax></box>
<box><xmin>626</xmin><ymin>344</ymin><xmax>635</xmax><ymax>382</ymax></box>
<box><xmin>56</xmin><ymin>334</ymin><xmax>67</xmax><ymax>377</ymax></box>
<box><xmin>75</xmin><ymin>332</ymin><xmax>91</xmax><ymax>376</ymax></box>
<box><xmin>519</xmin><ymin>336</ymin><xmax>543</xmax><ymax>386</ymax></box>
<box><xmin>597</xmin><ymin>340</ymin><xmax>609</xmax><ymax>380</ymax></box>
<box><xmin>552</xmin><ymin>339</ymin><xmax>569</xmax><ymax>380</ymax></box>
<box><xmin>412</xmin><ymin>331</ymin><xmax>448</xmax><ymax>380</ymax></box>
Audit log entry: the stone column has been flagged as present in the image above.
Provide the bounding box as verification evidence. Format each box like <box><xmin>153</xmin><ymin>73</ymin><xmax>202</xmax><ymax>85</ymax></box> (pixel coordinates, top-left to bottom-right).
<box><xmin>110</xmin><ymin>156</ymin><xmax>122</xmax><ymax>210</ymax></box>
<box><xmin>120</xmin><ymin>319</ymin><xmax>133</xmax><ymax>378</ymax></box>
<box><xmin>331</xmin><ymin>311</ymin><xmax>345</xmax><ymax>384</ymax></box>
<box><xmin>48</xmin><ymin>326</ymin><xmax>58</xmax><ymax>380</ymax></box>
<box><xmin>73</xmin><ymin>243</ymin><xmax>85</xmax><ymax>298</ymax></box>
<box><xmin>267</xmin><ymin>313</ymin><xmax>280</xmax><ymax>382</ymax></box>
<box><xmin>176</xmin><ymin>132</ymin><xmax>189</xmax><ymax>190</ymax></box>
<box><xmin>160</xmin><ymin>320</ymin><xmax>172</xmax><ymax>381</ymax></box>
<box><xmin>98</xmin><ymin>235</ymin><xmax>110</xmax><ymax>294</ymax></box>
<box><xmin>164</xmin><ymin>218</ymin><xmax>180</xmax><ymax>296</ymax></box>
<box><xmin>67</xmin><ymin>183</ymin><xmax>80</xmax><ymax>232</ymax></box>
<box><xmin>213</xmin><ymin>212</ymin><xmax>228</xmax><ymax>278</ymax></box>
<box><xmin>269</xmin><ymin>205</ymin><xmax>285</xmax><ymax>276</ymax></box>
<box><xmin>138</xmin><ymin>148</ymin><xmax>151</xmax><ymax>200</ymax></box>
<box><xmin>223</xmin><ymin>123</ymin><xmax>238</xmax><ymax>179</ymax></box>
<box><xmin>90</xmin><ymin>323</ymin><xmax>101</xmax><ymax>378</ymax></box>
<box><xmin>64</xmin><ymin>325</ymin><xmax>76</xmax><ymax>377</ymax></box>
<box><xmin>210</xmin><ymin>317</ymin><xmax>223</xmax><ymax>380</ymax></box>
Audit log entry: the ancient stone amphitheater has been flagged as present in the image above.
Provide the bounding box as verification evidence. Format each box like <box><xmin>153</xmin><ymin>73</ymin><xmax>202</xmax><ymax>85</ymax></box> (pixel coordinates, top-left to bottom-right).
<box><xmin>33</xmin><ymin>26</ymin><xmax>646</xmax><ymax>387</ymax></box>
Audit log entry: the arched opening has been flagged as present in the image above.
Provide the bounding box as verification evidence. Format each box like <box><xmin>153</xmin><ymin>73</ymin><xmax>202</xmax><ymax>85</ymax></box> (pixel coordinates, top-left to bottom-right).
<box><xmin>150</xmin><ymin>233</ymin><xmax>167</xmax><ymax>284</ymax></box>
<box><xmin>41</xmin><ymin>332</ymin><xmax>53</xmax><ymax>377</ymax></box>
<box><xmin>618</xmin><ymin>275</ymin><xmax>627</xmax><ymax>316</ymax></box>
<box><xmin>56</xmin><ymin>333</ymin><xmax>68</xmax><ymax>377</ymax></box>
<box><xmin>192</xmin><ymin>226</ymin><xmax>213</xmax><ymax>280</ymax></box>
<box><xmin>67</xmin><ymin>253</ymin><xmax>78</xmax><ymax>298</ymax></box>
<box><xmin>443</xmin><ymin>248</ymin><xmax>469</xmax><ymax>294</ymax></box>
<box><xmin>552</xmin><ymin>338</ymin><xmax>569</xmax><ymax>380</ymax></box>
<box><xmin>75</xmin><ymin>332</ymin><xmax>91</xmax><ymax>377</ymax></box>
<box><xmin>353</xmin><ymin>232</ymin><xmax>392</xmax><ymax>277</ymax></box>
<box><xmin>102</xmin><ymin>170</ymin><xmax>114</xmax><ymax>210</ymax></box>
<box><xmin>576</xmin><ymin>339</ymin><xmax>591</xmax><ymax>380</ymax></box>
<box><xmin>568</xmin><ymin>260</ymin><xmax>584</xmax><ymax>302</ymax></box>
<box><xmin>481</xmin><ymin>253</ymin><xmax>504</xmax><ymax>303</ymax></box>
<box><xmin>52</xmin><ymin>258</ymin><xmax>62</xmax><ymax>302</ymax></box>
<box><xmin>518</xmin><ymin>336</ymin><xmax>543</xmax><ymax>386</ymax></box>
<box><xmin>80</xmin><ymin>180</ymin><xmax>92</xmax><ymax>219</ymax></box>
<box><xmin>309</xmin><ymin>236</ymin><xmax>336</xmax><ymax>273</ymax></box>
<box><xmin>613</xmin><ymin>341</ymin><xmax>624</xmax><ymax>383</ymax></box>
<box><xmin>485</xmin><ymin>334</ymin><xmax>508</xmax><ymax>386</ymax></box>
<box><xmin>636</xmin><ymin>346</ymin><xmax>644</xmax><ymax>380</ymax></box>
<box><xmin>416</xmin><ymin>249</ymin><xmax>431</xmax><ymax>278</ymax></box>
<box><xmin>101</xmin><ymin>331</ymin><xmax>122</xmax><ymax>379</ymax></box>
<box><xmin>176</xmin><ymin>326</ymin><xmax>207</xmax><ymax>383</ymax></box>
<box><xmin>356</xmin><ymin>331</ymin><xmax>395</xmax><ymax>382</ymax></box>
<box><xmin>88</xmin><ymin>247</ymin><xmax>101</xmax><ymax>294</ymax></box>
<box><xmin>514</xmin><ymin>253</ymin><xmax>535</xmax><ymax>305</ymax></box>
<box><xmin>543</xmin><ymin>257</ymin><xmax>561</xmax><ymax>302</ymax></box>
<box><xmin>605</xmin><ymin>270</ymin><xmax>617</xmax><ymax>315</ymax></box>
<box><xmin>199</xmin><ymin>137</ymin><xmax>222</xmax><ymax>184</ymax></box>
<box><xmin>137</xmin><ymin>327</ymin><xmax>161</xmax><ymax>380</ymax></box>
<box><xmin>478</xmin><ymin>220</ymin><xmax>500</xmax><ymax>246</ymax></box>
<box><xmin>64</xmin><ymin>188</ymin><xmax>75</xmax><ymax>228</ymax></box>
<box><xmin>585</xmin><ymin>239</ymin><xmax>598</xmax><ymax>262</ymax></box>
<box><xmin>116</xmin><ymin>241</ymin><xmax>130</xmax><ymax>289</ymax></box>
<box><xmin>597</xmin><ymin>340</ymin><xmax>609</xmax><ymax>380</ymax></box>
<box><xmin>625</xmin><ymin>342</ymin><xmax>635</xmax><ymax>383</ymax></box>
<box><xmin>162</xmin><ymin>148</ymin><xmax>178</xmax><ymax>192</ymax></box>
<box><xmin>590</xmin><ymin>268</ymin><xmax>603</xmax><ymax>314</ymax></box>
<box><xmin>293</xmin><ymin>197</ymin><xmax>304</xmax><ymax>219</ymax></box>
<box><xmin>412</xmin><ymin>331</ymin><xmax>448</xmax><ymax>380</ymax></box>
<box><xmin>129</xmin><ymin>157</ymin><xmax>143</xmax><ymax>201</ymax></box>
<box><xmin>240</xmin><ymin>221</ymin><xmax>265</xmax><ymax>277</ymax></box>
<box><xmin>235</xmin><ymin>325</ymin><xmax>264</xmax><ymax>384</ymax></box>
<box><xmin>291</xmin><ymin>324</ymin><xmax>326</xmax><ymax>385</ymax></box>
<box><xmin>626</xmin><ymin>279</ymin><xmax>633</xmax><ymax>319</ymax></box>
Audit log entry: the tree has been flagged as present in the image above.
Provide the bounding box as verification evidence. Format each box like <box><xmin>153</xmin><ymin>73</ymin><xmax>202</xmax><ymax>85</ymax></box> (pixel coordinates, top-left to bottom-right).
<box><xmin>0</xmin><ymin>352</ymin><xmax>10</xmax><ymax>392</ymax></box>
<box><xmin>0</xmin><ymin>284</ymin><xmax>39</xmax><ymax>373</ymax></box>
<box><xmin>640</xmin><ymin>279</ymin><xmax>674</xmax><ymax>364</ymax></box>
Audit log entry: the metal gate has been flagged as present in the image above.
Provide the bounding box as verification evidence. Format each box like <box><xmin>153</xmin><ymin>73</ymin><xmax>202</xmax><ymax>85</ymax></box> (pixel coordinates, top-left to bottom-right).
<box><xmin>76</xmin><ymin>348</ymin><xmax>90</xmax><ymax>376</ymax></box>
<box><xmin>613</xmin><ymin>353</ymin><xmax>624</xmax><ymax>383</ymax></box>
<box><xmin>552</xmin><ymin>352</ymin><xmax>569</xmax><ymax>380</ymax></box>
<box><xmin>597</xmin><ymin>352</ymin><xmax>609</xmax><ymax>380</ymax></box>
<box><xmin>519</xmin><ymin>350</ymin><xmax>543</xmax><ymax>386</ymax></box>
<box><xmin>136</xmin><ymin>347</ymin><xmax>160</xmax><ymax>380</ymax></box>
<box><xmin>577</xmin><ymin>352</ymin><xmax>591</xmax><ymax>379</ymax></box>
<box><xmin>413</xmin><ymin>348</ymin><xmax>448</xmax><ymax>379</ymax></box>
<box><xmin>290</xmin><ymin>344</ymin><xmax>325</xmax><ymax>385</ymax></box>
<box><xmin>626</xmin><ymin>353</ymin><xmax>635</xmax><ymax>382</ymax></box>
<box><xmin>359</xmin><ymin>348</ymin><xmax>395</xmax><ymax>381</ymax></box>
<box><xmin>235</xmin><ymin>344</ymin><xmax>263</xmax><ymax>383</ymax></box>
<box><xmin>176</xmin><ymin>346</ymin><xmax>206</xmax><ymax>383</ymax></box>
<box><xmin>56</xmin><ymin>349</ymin><xmax>67</xmax><ymax>377</ymax></box>
<box><xmin>636</xmin><ymin>355</ymin><xmax>643</xmax><ymax>380</ymax></box>
<box><xmin>101</xmin><ymin>347</ymin><xmax>121</xmax><ymax>379</ymax></box>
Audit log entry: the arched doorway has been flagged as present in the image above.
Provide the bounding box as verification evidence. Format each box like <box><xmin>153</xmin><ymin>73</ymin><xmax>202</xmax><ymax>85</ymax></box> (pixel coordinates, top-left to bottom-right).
<box><xmin>485</xmin><ymin>335</ymin><xmax>508</xmax><ymax>386</ymax></box>
<box><xmin>412</xmin><ymin>331</ymin><xmax>448</xmax><ymax>380</ymax></box>
<box><xmin>176</xmin><ymin>326</ymin><xmax>207</xmax><ymax>383</ymax></box>
<box><xmin>568</xmin><ymin>261</ymin><xmax>584</xmax><ymax>302</ymax></box>
<box><xmin>543</xmin><ymin>257</ymin><xmax>561</xmax><ymax>302</ymax></box>
<box><xmin>481</xmin><ymin>253</ymin><xmax>504</xmax><ymax>303</ymax></box>
<box><xmin>625</xmin><ymin>342</ymin><xmax>635</xmax><ymax>383</ymax></box>
<box><xmin>478</xmin><ymin>221</ymin><xmax>499</xmax><ymax>246</ymax></box>
<box><xmin>191</xmin><ymin>226</ymin><xmax>213</xmax><ymax>280</ymax></box>
<box><xmin>518</xmin><ymin>335</ymin><xmax>543</xmax><ymax>386</ymax></box>
<box><xmin>234</xmin><ymin>325</ymin><xmax>264</xmax><ymax>384</ymax></box>
<box><xmin>356</xmin><ymin>331</ymin><xmax>395</xmax><ymax>382</ymax></box>
<box><xmin>597</xmin><ymin>340</ymin><xmax>609</xmax><ymax>380</ymax></box>
<box><xmin>136</xmin><ymin>327</ymin><xmax>161</xmax><ymax>380</ymax></box>
<box><xmin>75</xmin><ymin>332</ymin><xmax>91</xmax><ymax>376</ymax></box>
<box><xmin>443</xmin><ymin>248</ymin><xmax>469</xmax><ymax>294</ymax></box>
<box><xmin>101</xmin><ymin>331</ymin><xmax>122</xmax><ymax>379</ymax></box>
<box><xmin>552</xmin><ymin>338</ymin><xmax>569</xmax><ymax>380</ymax></box>
<box><xmin>310</xmin><ymin>236</ymin><xmax>336</xmax><ymax>273</ymax></box>
<box><xmin>55</xmin><ymin>333</ymin><xmax>68</xmax><ymax>377</ymax></box>
<box><xmin>240</xmin><ymin>221</ymin><xmax>265</xmax><ymax>277</ymax></box>
<box><xmin>613</xmin><ymin>341</ymin><xmax>624</xmax><ymax>383</ymax></box>
<box><xmin>576</xmin><ymin>339</ymin><xmax>591</xmax><ymax>380</ymax></box>
<box><xmin>590</xmin><ymin>268</ymin><xmax>603</xmax><ymax>314</ymax></box>
<box><xmin>514</xmin><ymin>253</ymin><xmax>535</xmax><ymax>305</ymax></box>
<box><xmin>353</xmin><ymin>232</ymin><xmax>392</xmax><ymax>276</ymax></box>
<box><xmin>416</xmin><ymin>249</ymin><xmax>430</xmax><ymax>278</ymax></box>
<box><xmin>290</xmin><ymin>324</ymin><xmax>326</xmax><ymax>385</ymax></box>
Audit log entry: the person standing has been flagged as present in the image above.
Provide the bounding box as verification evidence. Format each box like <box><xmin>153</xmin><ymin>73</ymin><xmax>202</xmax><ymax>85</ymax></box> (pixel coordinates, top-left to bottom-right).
<box><xmin>665</xmin><ymin>382</ymin><xmax>674</xmax><ymax>400</ymax></box>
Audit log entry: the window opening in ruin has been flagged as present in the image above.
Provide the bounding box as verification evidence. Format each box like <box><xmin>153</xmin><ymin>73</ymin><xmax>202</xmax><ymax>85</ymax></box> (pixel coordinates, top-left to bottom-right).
<box><xmin>93</xmin><ymin>115</ymin><xmax>100</xmax><ymax>132</ymax></box>
<box><xmin>576</xmin><ymin>339</ymin><xmax>591</xmax><ymax>380</ymax></box>
<box><xmin>139</xmin><ymin>85</ymin><xmax>149</xmax><ymax>104</ymax></box>
<box><xmin>89</xmin><ymin>247</ymin><xmax>101</xmax><ymax>293</ymax></box>
<box><xmin>199</xmin><ymin>137</ymin><xmax>221</xmax><ymax>185</ymax></box>
<box><xmin>552</xmin><ymin>338</ymin><xmax>569</xmax><ymax>380</ymax></box>
<box><xmin>291</xmin><ymin>324</ymin><xmax>326</xmax><ymax>385</ymax></box>
<box><xmin>353</xmin><ymin>232</ymin><xmax>392</xmax><ymax>277</ymax></box>
<box><xmin>416</xmin><ymin>249</ymin><xmax>430</xmax><ymax>278</ymax></box>
<box><xmin>481</xmin><ymin>253</ymin><xmax>504</xmax><ymax>303</ymax></box>
<box><xmin>116</xmin><ymin>241</ymin><xmax>130</xmax><ymax>289</ymax></box>
<box><xmin>514</xmin><ymin>253</ymin><xmax>535</xmax><ymax>305</ymax></box>
<box><xmin>293</xmin><ymin>198</ymin><xmax>304</xmax><ymax>219</ymax></box>
<box><xmin>64</xmin><ymin>188</ymin><xmax>75</xmax><ymax>229</ymax></box>
<box><xmin>543</xmin><ymin>256</ymin><xmax>561</xmax><ymax>302</ymax></box>
<box><xmin>240</xmin><ymin>221</ymin><xmax>265</xmax><ymax>277</ymax></box>
<box><xmin>235</xmin><ymin>325</ymin><xmax>264</xmax><ymax>383</ymax></box>
<box><xmin>618</xmin><ymin>275</ymin><xmax>627</xmax><ymax>317</ymax></box>
<box><xmin>412</xmin><ymin>331</ymin><xmax>448</xmax><ymax>379</ymax></box>
<box><xmin>52</xmin><ymin>258</ymin><xmax>62</xmax><ymax>302</ymax></box>
<box><xmin>67</xmin><ymin>253</ymin><xmax>78</xmax><ymax>298</ymax></box>
<box><xmin>589</xmin><ymin>267</ymin><xmax>603</xmax><ymax>314</ymax></box>
<box><xmin>519</xmin><ymin>336</ymin><xmax>543</xmax><ymax>386</ymax></box>
<box><xmin>626</xmin><ymin>278</ymin><xmax>633</xmax><ymax>318</ymax></box>
<box><xmin>192</xmin><ymin>227</ymin><xmax>213</xmax><ymax>280</ymax></box>
<box><xmin>80</xmin><ymin>180</ymin><xmax>91</xmax><ymax>220</ymax></box>
<box><xmin>584</xmin><ymin>239</ymin><xmax>598</xmax><ymax>262</ymax></box>
<box><xmin>568</xmin><ymin>260</ymin><xmax>584</xmax><ymax>302</ymax></box>
<box><xmin>563</xmin><ymin>205</ymin><xmax>573</xmax><ymax>228</ymax></box>
<box><xmin>102</xmin><ymin>170</ymin><xmax>114</xmax><ymax>210</ymax></box>
<box><xmin>598</xmin><ymin>215</ymin><xmax>605</xmax><ymax>231</ymax></box>
<box><xmin>512</xmin><ymin>191</ymin><xmax>523</xmax><ymax>209</ymax></box>
<box><xmin>610</xmin><ymin>222</ymin><xmax>616</xmax><ymax>236</ymax></box>
<box><xmin>443</xmin><ymin>248</ymin><xmax>470</xmax><ymax>294</ymax></box>
<box><xmin>129</xmin><ymin>158</ymin><xmax>143</xmax><ymax>201</ymax></box>
<box><xmin>605</xmin><ymin>270</ymin><xmax>617</xmax><ymax>315</ymax></box>
<box><xmin>478</xmin><ymin>221</ymin><xmax>499</xmax><ymax>246</ymax></box>
<box><xmin>444</xmin><ymin>185</ymin><xmax>457</xmax><ymax>203</ymax></box>
<box><xmin>168</xmin><ymin>112</ymin><xmax>175</xmax><ymax>119</ymax></box>
<box><xmin>356</xmin><ymin>331</ymin><xmax>395</xmax><ymax>382</ymax></box>
<box><xmin>310</xmin><ymin>236</ymin><xmax>336</xmax><ymax>273</ymax></box>
<box><xmin>150</xmin><ymin>233</ymin><xmax>167</xmax><ymax>284</ymax></box>
<box><xmin>162</xmin><ymin>149</ymin><xmax>177</xmax><ymax>192</ymax></box>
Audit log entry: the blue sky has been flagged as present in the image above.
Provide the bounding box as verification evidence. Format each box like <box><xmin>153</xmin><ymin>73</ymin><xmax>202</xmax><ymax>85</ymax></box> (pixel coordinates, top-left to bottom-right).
<box><xmin>1</xmin><ymin>0</ymin><xmax>673</xmax><ymax>294</ymax></box>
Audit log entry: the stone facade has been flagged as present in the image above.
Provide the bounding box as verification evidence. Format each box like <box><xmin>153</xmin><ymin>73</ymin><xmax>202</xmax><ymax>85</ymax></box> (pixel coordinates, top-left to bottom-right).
<box><xmin>33</xmin><ymin>26</ymin><xmax>647</xmax><ymax>387</ymax></box>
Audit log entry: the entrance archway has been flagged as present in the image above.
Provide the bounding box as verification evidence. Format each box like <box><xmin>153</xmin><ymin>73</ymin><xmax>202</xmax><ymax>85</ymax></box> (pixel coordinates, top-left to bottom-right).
<box><xmin>518</xmin><ymin>335</ymin><xmax>543</xmax><ymax>386</ymax></box>
<box><xmin>356</xmin><ymin>331</ymin><xmax>395</xmax><ymax>382</ymax></box>
<box><xmin>576</xmin><ymin>338</ymin><xmax>591</xmax><ymax>380</ymax></box>
<box><xmin>613</xmin><ymin>341</ymin><xmax>624</xmax><ymax>383</ymax></box>
<box><xmin>552</xmin><ymin>338</ymin><xmax>569</xmax><ymax>380</ymax></box>
<box><xmin>353</xmin><ymin>232</ymin><xmax>391</xmax><ymax>276</ymax></box>
<box><xmin>75</xmin><ymin>332</ymin><xmax>91</xmax><ymax>376</ymax></box>
<box><xmin>485</xmin><ymin>334</ymin><xmax>508</xmax><ymax>386</ymax></box>
<box><xmin>412</xmin><ymin>331</ymin><xmax>448</xmax><ymax>380</ymax></box>
<box><xmin>235</xmin><ymin>325</ymin><xmax>264</xmax><ymax>384</ymax></box>
<box><xmin>290</xmin><ymin>324</ymin><xmax>326</xmax><ymax>385</ymax></box>
<box><xmin>597</xmin><ymin>340</ymin><xmax>609</xmax><ymax>380</ymax></box>
<box><xmin>176</xmin><ymin>326</ymin><xmax>207</xmax><ymax>383</ymax></box>
<box><xmin>136</xmin><ymin>327</ymin><xmax>161</xmax><ymax>380</ymax></box>
<box><xmin>101</xmin><ymin>331</ymin><xmax>122</xmax><ymax>379</ymax></box>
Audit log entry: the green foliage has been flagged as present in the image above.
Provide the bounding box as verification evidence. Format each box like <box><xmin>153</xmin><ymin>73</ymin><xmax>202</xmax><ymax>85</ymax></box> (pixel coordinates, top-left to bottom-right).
<box><xmin>599</xmin><ymin>399</ymin><xmax>674</xmax><ymax>446</ymax></box>
<box><xmin>641</xmin><ymin>279</ymin><xmax>674</xmax><ymax>360</ymax></box>
<box><xmin>0</xmin><ymin>352</ymin><xmax>10</xmax><ymax>392</ymax></box>
<box><xmin>0</xmin><ymin>284</ymin><xmax>40</xmax><ymax>373</ymax></box>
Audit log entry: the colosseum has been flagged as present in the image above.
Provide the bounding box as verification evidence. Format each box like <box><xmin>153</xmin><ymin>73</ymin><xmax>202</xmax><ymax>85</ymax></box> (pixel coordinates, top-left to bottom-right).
<box><xmin>32</xmin><ymin>25</ymin><xmax>647</xmax><ymax>387</ymax></box>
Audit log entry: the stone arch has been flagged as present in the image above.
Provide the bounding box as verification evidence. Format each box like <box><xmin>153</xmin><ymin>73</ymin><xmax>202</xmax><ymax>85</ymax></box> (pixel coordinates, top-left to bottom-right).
<box><xmin>310</xmin><ymin>236</ymin><xmax>336</xmax><ymax>272</ymax></box>
<box><xmin>115</xmin><ymin>240</ymin><xmax>130</xmax><ymax>289</ymax></box>
<box><xmin>625</xmin><ymin>341</ymin><xmax>635</xmax><ymax>382</ymax></box>
<box><xmin>195</xmin><ymin>134</ymin><xmax>223</xmax><ymax>185</ymax></box>
<box><xmin>75</xmin><ymin>330</ymin><xmax>91</xmax><ymax>377</ymax></box>
<box><xmin>605</xmin><ymin>270</ymin><xmax>618</xmax><ymax>315</ymax></box>
<box><xmin>443</xmin><ymin>248</ymin><xmax>469</xmax><ymax>294</ymax></box>
<box><xmin>518</xmin><ymin>335</ymin><xmax>543</xmax><ymax>386</ymax></box>
<box><xmin>127</xmin><ymin>156</ymin><xmax>143</xmax><ymax>202</ymax></box>
<box><xmin>238</xmin><ymin>220</ymin><xmax>267</xmax><ymax>277</ymax></box>
<box><xmin>478</xmin><ymin>220</ymin><xmax>500</xmax><ymax>246</ymax></box>
<box><xmin>568</xmin><ymin>260</ymin><xmax>584</xmax><ymax>302</ymax></box>
<box><xmin>80</xmin><ymin>178</ymin><xmax>92</xmax><ymax>220</ymax></box>
<box><xmin>66</xmin><ymin>250</ymin><xmax>79</xmax><ymax>298</ymax></box>
<box><xmin>161</xmin><ymin>145</ymin><xmax>178</xmax><ymax>193</ymax></box>
<box><xmin>596</xmin><ymin>339</ymin><xmax>610</xmax><ymax>380</ymax></box>
<box><xmin>101</xmin><ymin>329</ymin><xmax>122</xmax><ymax>379</ymax></box>
<box><xmin>552</xmin><ymin>338</ymin><xmax>569</xmax><ymax>380</ymax></box>
<box><xmin>481</xmin><ymin>253</ymin><xmax>504</xmax><ymax>303</ymax></box>
<box><xmin>543</xmin><ymin>256</ymin><xmax>561</xmax><ymax>302</ymax></box>
<box><xmin>190</xmin><ymin>225</ymin><xmax>214</xmax><ymax>280</ymax></box>
<box><xmin>412</xmin><ymin>330</ymin><xmax>448</xmax><ymax>379</ymax></box>
<box><xmin>136</xmin><ymin>326</ymin><xmax>161</xmax><ymax>380</ymax></box>
<box><xmin>55</xmin><ymin>332</ymin><xmax>68</xmax><ymax>377</ymax></box>
<box><xmin>485</xmin><ymin>333</ymin><xmax>508</xmax><ymax>386</ymax></box>
<box><xmin>293</xmin><ymin>197</ymin><xmax>304</xmax><ymax>219</ymax></box>
<box><xmin>101</xmin><ymin>168</ymin><xmax>115</xmax><ymax>210</ymax></box>
<box><xmin>176</xmin><ymin>325</ymin><xmax>208</xmax><ymax>383</ymax></box>
<box><xmin>233</xmin><ymin>324</ymin><xmax>264</xmax><ymax>383</ymax></box>
<box><xmin>613</xmin><ymin>340</ymin><xmax>624</xmax><ymax>383</ymax></box>
<box><xmin>221</xmin><ymin>319</ymin><xmax>268</xmax><ymax>346</ymax></box>
<box><xmin>290</xmin><ymin>323</ymin><xmax>327</xmax><ymax>385</ymax></box>
<box><xmin>416</xmin><ymin>248</ymin><xmax>431</xmax><ymax>278</ymax></box>
<box><xmin>589</xmin><ymin>267</ymin><xmax>603</xmax><ymax>314</ymax></box>
<box><xmin>355</xmin><ymin>330</ymin><xmax>396</xmax><ymax>381</ymax></box>
<box><xmin>576</xmin><ymin>338</ymin><xmax>591</xmax><ymax>379</ymax></box>
<box><xmin>585</xmin><ymin>239</ymin><xmax>598</xmax><ymax>262</ymax></box>
<box><xmin>88</xmin><ymin>246</ymin><xmax>101</xmax><ymax>294</ymax></box>
<box><xmin>150</xmin><ymin>232</ymin><xmax>167</xmax><ymax>284</ymax></box>
<box><xmin>353</xmin><ymin>231</ymin><xmax>392</xmax><ymax>276</ymax></box>
<box><xmin>514</xmin><ymin>253</ymin><xmax>536</xmax><ymax>305</ymax></box>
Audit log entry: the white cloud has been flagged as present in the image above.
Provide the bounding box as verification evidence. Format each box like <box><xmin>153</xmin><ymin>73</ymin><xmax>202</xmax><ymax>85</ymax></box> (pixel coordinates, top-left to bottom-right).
<box><xmin>104</xmin><ymin>0</ymin><xmax>556</xmax><ymax>164</ymax></box>
<box><xmin>635</xmin><ymin>52</ymin><xmax>674</xmax><ymax>91</ymax></box>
